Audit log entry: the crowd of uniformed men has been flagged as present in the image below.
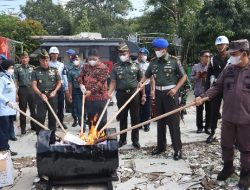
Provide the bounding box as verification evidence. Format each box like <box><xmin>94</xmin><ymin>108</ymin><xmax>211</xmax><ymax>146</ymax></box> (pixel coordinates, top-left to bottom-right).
<box><xmin>0</xmin><ymin>36</ymin><xmax>250</xmax><ymax>189</ymax></box>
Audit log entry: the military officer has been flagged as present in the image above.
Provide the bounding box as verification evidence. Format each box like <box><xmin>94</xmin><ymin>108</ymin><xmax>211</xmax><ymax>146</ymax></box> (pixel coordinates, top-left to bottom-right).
<box><xmin>139</xmin><ymin>38</ymin><xmax>187</xmax><ymax>160</ymax></box>
<box><xmin>49</xmin><ymin>46</ymin><xmax>68</xmax><ymax>129</ymax></box>
<box><xmin>195</xmin><ymin>39</ymin><xmax>250</xmax><ymax>189</ymax></box>
<box><xmin>68</xmin><ymin>54</ymin><xmax>83</xmax><ymax>127</ymax></box>
<box><xmin>31</xmin><ymin>50</ymin><xmax>61</xmax><ymax>133</ymax></box>
<box><xmin>108</xmin><ymin>43</ymin><xmax>142</xmax><ymax>148</ymax></box>
<box><xmin>205</xmin><ymin>36</ymin><xmax>230</xmax><ymax>144</ymax></box>
<box><xmin>15</xmin><ymin>51</ymin><xmax>36</xmax><ymax>134</ymax></box>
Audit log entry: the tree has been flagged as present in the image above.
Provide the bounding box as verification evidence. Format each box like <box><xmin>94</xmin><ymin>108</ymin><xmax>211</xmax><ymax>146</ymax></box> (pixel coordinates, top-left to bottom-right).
<box><xmin>21</xmin><ymin>0</ymin><xmax>72</xmax><ymax>35</ymax></box>
<box><xmin>196</xmin><ymin>0</ymin><xmax>250</xmax><ymax>50</ymax></box>
<box><xmin>0</xmin><ymin>14</ymin><xmax>48</xmax><ymax>54</ymax></box>
<box><xmin>66</xmin><ymin>0</ymin><xmax>132</xmax><ymax>37</ymax></box>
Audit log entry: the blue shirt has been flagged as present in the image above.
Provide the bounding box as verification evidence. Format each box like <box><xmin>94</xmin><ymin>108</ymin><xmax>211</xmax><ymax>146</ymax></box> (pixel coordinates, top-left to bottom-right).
<box><xmin>0</xmin><ymin>72</ymin><xmax>17</xmax><ymax>116</ymax></box>
<box><xmin>49</xmin><ymin>61</ymin><xmax>68</xmax><ymax>91</ymax></box>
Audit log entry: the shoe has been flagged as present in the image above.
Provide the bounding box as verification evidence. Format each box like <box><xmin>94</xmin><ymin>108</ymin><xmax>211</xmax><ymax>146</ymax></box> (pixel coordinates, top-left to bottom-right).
<box><xmin>10</xmin><ymin>137</ymin><xmax>17</xmax><ymax>141</ymax></box>
<box><xmin>132</xmin><ymin>142</ymin><xmax>141</xmax><ymax>149</ymax></box>
<box><xmin>10</xmin><ymin>150</ymin><xmax>18</xmax><ymax>156</ymax></box>
<box><xmin>204</xmin><ymin>129</ymin><xmax>211</xmax><ymax>135</ymax></box>
<box><xmin>151</xmin><ymin>147</ymin><xmax>165</xmax><ymax>155</ymax></box>
<box><xmin>144</xmin><ymin>125</ymin><xmax>150</xmax><ymax>132</ymax></box>
<box><xmin>217</xmin><ymin>161</ymin><xmax>235</xmax><ymax>181</ymax></box>
<box><xmin>206</xmin><ymin>134</ymin><xmax>215</xmax><ymax>144</ymax></box>
<box><xmin>196</xmin><ymin>129</ymin><xmax>202</xmax><ymax>133</ymax></box>
<box><xmin>21</xmin><ymin>128</ymin><xmax>26</xmax><ymax>135</ymax></box>
<box><xmin>118</xmin><ymin>140</ymin><xmax>127</xmax><ymax>148</ymax></box>
<box><xmin>238</xmin><ymin>168</ymin><xmax>250</xmax><ymax>189</ymax></box>
<box><xmin>72</xmin><ymin>120</ymin><xmax>78</xmax><ymax>127</ymax></box>
<box><xmin>31</xmin><ymin>126</ymin><xmax>36</xmax><ymax>131</ymax></box>
<box><xmin>173</xmin><ymin>151</ymin><xmax>182</xmax><ymax>161</ymax></box>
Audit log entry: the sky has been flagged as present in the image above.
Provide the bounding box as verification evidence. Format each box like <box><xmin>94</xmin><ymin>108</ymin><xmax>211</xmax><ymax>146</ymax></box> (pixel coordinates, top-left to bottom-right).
<box><xmin>0</xmin><ymin>0</ymin><xmax>146</xmax><ymax>18</ymax></box>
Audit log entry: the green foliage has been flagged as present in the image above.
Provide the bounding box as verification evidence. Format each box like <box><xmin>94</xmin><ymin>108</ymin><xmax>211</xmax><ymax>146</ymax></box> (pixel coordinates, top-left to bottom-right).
<box><xmin>21</xmin><ymin>0</ymin><xmax>71</xmax><ymax>35</ymax></box>
<box><xmin>0</xmin><ymin>14</ymin><xmax>48</xmax><ymax>53</ymax></box>
<box><xmin>66</xmin><ymin>0</ymin><xmax>132</xmax><ymax>37</ymax></box>
<box><xmin>196</xmin><ymin>0</ymin><xmax>250</xmax><ymax>50</ymax></box>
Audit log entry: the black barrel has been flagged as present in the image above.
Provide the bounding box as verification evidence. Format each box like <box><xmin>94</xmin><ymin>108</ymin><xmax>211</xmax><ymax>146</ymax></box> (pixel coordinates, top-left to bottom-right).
<box><xmin>36</xmin><ymin>128</ymin><xmax>119</xmax><ymax>180</ymax></box>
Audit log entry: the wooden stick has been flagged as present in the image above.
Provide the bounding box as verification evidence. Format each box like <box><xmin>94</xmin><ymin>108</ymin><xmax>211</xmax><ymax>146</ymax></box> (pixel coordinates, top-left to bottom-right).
<box><xmin>94</xmin><ymin>92</ymin><xmax>114</xmax><ymax>131</ymax></box>
<box><xmin>9</xmin><ymin>103</ymin><xmax>49</xmax><ymax>131</ymax></box>
<box><xmin>95</xmin><ymin>97</ymin><xmax>209</xmax><ymax>143</ymax></box>
<box><xmin>98</xmin><ymin>80</ymin><xmax>148</xmax><ymax>135</ymax></box>
<box><xmin>80</xmin><ymin>95</ymin><xmax>85</xmax><ymax>134</ymax></box>
<box><xmin>44</xmin><ymin>99</ymin><xmax>67</xmax><ymax>134</ymax></box>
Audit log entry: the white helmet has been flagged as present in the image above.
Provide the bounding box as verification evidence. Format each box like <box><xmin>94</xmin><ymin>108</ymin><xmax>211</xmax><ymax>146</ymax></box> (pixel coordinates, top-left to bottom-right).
<box><xmin>49</xmin><ymin>46</ymin><xmax>59</xmax><ymax>54</ymax></box>
<box><xmin>215</xmin><ymin>36</ymin><xmax>229</xmax><ymax>45</ymax></box>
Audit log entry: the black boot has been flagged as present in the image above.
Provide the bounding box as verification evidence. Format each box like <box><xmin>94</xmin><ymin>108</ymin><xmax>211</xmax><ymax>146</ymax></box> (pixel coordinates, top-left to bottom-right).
<box><xmin>206</xmin><ymin>131</ymin><xmax>215</xmax><ymax>144</ymax></box>
<box><xmin>238</xmin><ymin>168</ymin><xmax>250</xmax><ymax>189</ymax></box>
<box><xmin>217</xmin><ymin>161</ymin><xmax>235</xmax><ymax>181</ymax></box>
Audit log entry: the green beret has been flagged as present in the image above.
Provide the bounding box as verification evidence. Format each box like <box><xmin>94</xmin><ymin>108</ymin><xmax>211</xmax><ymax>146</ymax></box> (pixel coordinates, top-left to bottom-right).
<box><xmin>39</xmin><ymin>49</ymin><xmax>49</xmax><ymax>59</ymax></box>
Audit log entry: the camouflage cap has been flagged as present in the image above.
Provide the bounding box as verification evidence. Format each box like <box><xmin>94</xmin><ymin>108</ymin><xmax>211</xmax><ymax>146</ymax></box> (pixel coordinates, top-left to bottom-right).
<box><xmin>118</xmin><ymin>42</ymin><xmax>129</xmax><ymax>51</ymax></box>
<box><xmin>39</xmin><ymin>49</ymin><xmax>49</xmax><ymax>59</ymax></box>
<box><xmin>228</xmin><ymin>39</ymin><xmax>249</xmax><ymax>53</ymax></box>
<box><xmin>20</xmin><ymin>51</ymin><xmax>29</xmax><ymax>57</ymax></box>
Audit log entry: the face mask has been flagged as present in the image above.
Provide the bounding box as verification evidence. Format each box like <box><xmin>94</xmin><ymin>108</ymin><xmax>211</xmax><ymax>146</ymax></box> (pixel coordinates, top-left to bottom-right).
<box><xmin>73</xmin><ymin>60</ymin><xmax>80</xmax><ymax>66</ymax></box>
<box><xmin>119</xmin><ymin>55</ymin><xmax>129</xmax><ymax>62</ymax></box>
<box><xmin>6</xmin><ymin>68</ymin><xmax>14</xmax><ymax>76</ymax></box>
<box><xmin>229</xmin><ymin>55</ymin><xmax>241</xmax><ymax>65</ymax></box>
<box><xmin>155</xmin><ymin>50</ymin><xmax>165</xmax><ymax>58</ymax></box>
<box><xmin>141</xmin><ymin>56</ymin><xmax>147</xmax><ymax>62</ymax></box>
<box><xmin>89</xmin><ymin>60</ymin><xmax>97</xmax><ymax>66</ymax></box>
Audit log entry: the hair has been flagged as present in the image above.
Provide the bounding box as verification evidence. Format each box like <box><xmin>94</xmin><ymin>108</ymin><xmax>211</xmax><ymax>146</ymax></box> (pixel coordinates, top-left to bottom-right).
<box><xmin>199</xmin><ymin>50</ymin><xmax>210</xmax><ymax>57</ymax></box>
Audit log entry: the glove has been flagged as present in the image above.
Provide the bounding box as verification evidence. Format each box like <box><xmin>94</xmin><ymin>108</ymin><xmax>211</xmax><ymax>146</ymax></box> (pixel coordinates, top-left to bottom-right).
<box><xmin>80</xmin><ymin>84</ymin><xmax>86</xmax><ymax>94</ymax></box>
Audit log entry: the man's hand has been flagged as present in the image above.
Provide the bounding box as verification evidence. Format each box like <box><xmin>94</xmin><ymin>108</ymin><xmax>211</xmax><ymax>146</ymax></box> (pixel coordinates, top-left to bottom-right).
<box><xmin>107</xmin><ymin>93</ymin><xmax>113</xmax><ymax>99</ymax></box>
<box><xmin>80</xmin><ymin>84</ymin><xmax>86</xmax><ymax>94</ymax></box>
<box><xmin>141</xmin><ymin>96</ymin><xmax>146</xmax><ymax>105</ymax></box>
<box><xmin>167</xmin><ymin>87</ymin><xmax>177</xmax><ymax>97</ymax></box>
<box><xmin>137</xmin><ymin>81</ymin><xmax>144</xmax><ymax>89</ymax></box>
<box><xmin>85</xmin><ymin>90</ymin><xmax>91</xmax><ymax>97</ymax></box>
<box><xmin>49</xmin><ymin>91</ymin><xmax>57</xmax><ymax>98</ymax></box>
<box><xmin>68</xmin><ymin>95</ymin><xmax>72</xmax><ymax>103</ymax></box>
<box><xmin>40</xmin><ymin>93</ymin><xmax>48</xmax><ymax>102</ymax></box>
<box><xmin>195</xmin><ymin>96</ymin><xmax>203</xmax><ymax>106</ymax></box>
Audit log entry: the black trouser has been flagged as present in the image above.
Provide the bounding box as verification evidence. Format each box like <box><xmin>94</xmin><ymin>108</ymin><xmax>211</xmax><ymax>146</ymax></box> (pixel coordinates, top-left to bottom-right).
<box><xmin>0</xmin><ymin>116</ymin><xmax>14</xmax><ymax>151</ymax></box>
<box><xmin>196</xmin><ymin>100</ymin><xmax>210</xmax><ymax>130</ymax></box>
<box><xmin>85</xmin><ymin>100</ymin><xmax>107</xmax><ymax>131</ymax></box>
<box><xmin>209</xmin><ymin>94</ymin><xmax>223</xmax><ymax>134</ymax></box>
<box><xmin>18</xmin><ymin>87</ymin><xmax>36</xmax><ymax>130</ymax></box>
<box><xmin>35</xmin><ymin>94</ymin><xmax>58</xmax><ymax>133</ymax></box>
<box><xmin>57</xmin><ymin>86</ymin><xmax>64</xmax><ymax>124</ymax></box>
<box><xmin>155</xmin><ymin>90</ymin><xmax>182</xmax><ymax>152</ymax></box>
<box><xmin>116</xmin><ymin>89</ymin><xmax>140</xmax><ymax>143</ymax></box>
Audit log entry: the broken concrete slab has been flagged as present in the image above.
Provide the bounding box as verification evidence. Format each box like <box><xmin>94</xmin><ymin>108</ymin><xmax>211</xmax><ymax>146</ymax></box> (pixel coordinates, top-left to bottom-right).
<box><xmin>133</xmin><ymin>159</ymin><xmax>192</xmax><ymax>175</ymax></box>
<box><xmin>115</xmin><ymin>177</ymin><xmax>148</xmax><ymax>190</ymax></box>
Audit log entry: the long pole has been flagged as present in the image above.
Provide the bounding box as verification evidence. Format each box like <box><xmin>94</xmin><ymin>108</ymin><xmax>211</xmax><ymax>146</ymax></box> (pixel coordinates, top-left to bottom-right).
<box><xmin>95</xmin><ymin>97</ymin><xmax>209</xmax><ymax>144</ymax></box>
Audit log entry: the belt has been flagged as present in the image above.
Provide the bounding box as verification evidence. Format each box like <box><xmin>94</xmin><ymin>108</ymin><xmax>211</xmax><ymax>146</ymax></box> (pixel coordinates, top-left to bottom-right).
<box><xmin>155</xmin><ymin>85</ymin><xmax>176</xmax><ymax>91</ymax></box>
<box><xmin>19</xmin><ymin>86</ymin><xmax>32</xmax><ymax>88</ymax></box>
<box><xmin>117</xmin><ymin>88</ymin><xmax>136</xmax><ymax>93</ymax></box>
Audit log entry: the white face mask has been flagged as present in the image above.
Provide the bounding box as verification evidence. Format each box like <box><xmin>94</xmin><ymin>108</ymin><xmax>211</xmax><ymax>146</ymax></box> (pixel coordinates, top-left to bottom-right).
<box><xmin>89</xmin><ymin>60</ymin><xmax>97</xmax><ymax>66</ymax></box>
<box><xmin>6</xmin><ymin>68</ymin><xmax>14</xmax><ymax>76</ymax></box>
<box><xmin>229</xmin><ymin>55</ymin><xmax>241</xmax><ymax>65</ymax></box>
<box><xmin>73</xmin><ymin>60</ymin><xmax>80</xmax><ymax>66</ymax></box>
<box><xmin>141</xmin><ymin>56</ymin><xmax>147</xmax><ymax>62</ymax></box>
<box><xmin>155</xmin><ymin>50</ymin><xmax>165</xmax><ymax>58</ymax></box>
<box><xmin>119</xmin><ymin>55</ymin><xmax>129</xmax><ymax>62</ymax></box>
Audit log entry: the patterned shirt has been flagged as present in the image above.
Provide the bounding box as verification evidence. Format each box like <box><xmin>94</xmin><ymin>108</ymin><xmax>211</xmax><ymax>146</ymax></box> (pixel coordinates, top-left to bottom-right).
<box><xmin>78</xmin><ymin>62</ymin><xmax>109</xmax><ymax>101</ymax></box>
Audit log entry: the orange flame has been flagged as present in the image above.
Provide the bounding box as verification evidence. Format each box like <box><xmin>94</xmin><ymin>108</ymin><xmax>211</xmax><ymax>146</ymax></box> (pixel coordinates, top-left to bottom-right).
<box><xmin>79</xmin><ymin>114</ymin><xmax>106</xmax><ymax>145</ymax></box>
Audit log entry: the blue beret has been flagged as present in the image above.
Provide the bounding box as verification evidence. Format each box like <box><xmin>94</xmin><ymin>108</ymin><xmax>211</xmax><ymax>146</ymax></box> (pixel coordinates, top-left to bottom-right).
<box><xmin>66</xmin><ymin>49</ymin><xmax>76</xmax><ymax>55</ymax></box>
<box><xmin>138</xmin><ymin>47</ymin><xmax>149</xmax><ymax>55</ymax></box>
<box><xmin>152</xmin><ymin>38</ymin><xmax>169</xmax><ymax>48</ymax></box>
<box><xmin>0</xmin><ymin>54</ymin><xmax>7</xmax><ymax>60</ymax></box>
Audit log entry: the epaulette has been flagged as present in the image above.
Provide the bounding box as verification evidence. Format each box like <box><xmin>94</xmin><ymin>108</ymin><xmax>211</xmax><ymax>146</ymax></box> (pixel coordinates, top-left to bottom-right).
<box><xmin>170</xmin><ymin>55</ymin><xmax>178</xmax><ymax>60</ymax></box>
<box><xmin>33</xmin><ymin>66</ymin><xmax>39</xmax><ymax>70</ymax></box>
<box><xmin>150</xmin><ymin>57</ymin><xmax>157</xmax><ymax>61</ymax></box>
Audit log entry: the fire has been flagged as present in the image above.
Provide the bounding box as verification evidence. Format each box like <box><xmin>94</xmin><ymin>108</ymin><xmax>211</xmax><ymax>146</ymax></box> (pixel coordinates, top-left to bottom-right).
<box><xmin>79</xmin><ymin>114</ymin><xmax>106</xmax><ymax>145</ymax></box>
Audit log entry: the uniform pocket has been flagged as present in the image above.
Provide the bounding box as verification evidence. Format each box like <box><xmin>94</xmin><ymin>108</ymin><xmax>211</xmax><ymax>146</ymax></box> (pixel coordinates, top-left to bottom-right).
<box><xmin>243</xmin><ymin>78</ymin><xmax>250</xmax><ymax>92</ymax></box>
<box><xmin>224</xmin><ymin>77</ymin><xmax>234</xmax><ymax>91</ymax></box>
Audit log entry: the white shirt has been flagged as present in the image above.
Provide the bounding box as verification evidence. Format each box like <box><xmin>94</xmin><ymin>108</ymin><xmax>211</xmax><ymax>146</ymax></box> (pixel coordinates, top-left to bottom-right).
<box><xmin>49</xmin><ymin>61</ymin><xmax>68</xmax><ymax>91</ymax></box>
